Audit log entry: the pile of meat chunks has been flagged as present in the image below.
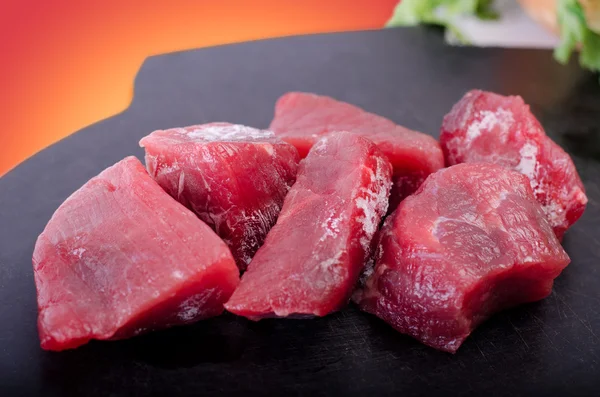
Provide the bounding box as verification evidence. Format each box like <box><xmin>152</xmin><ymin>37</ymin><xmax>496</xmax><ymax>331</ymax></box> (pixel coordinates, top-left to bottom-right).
<box><xmin>33</xmin><ymin>90</ymin><xmax>586</xmax><ymax>353</ymax></box>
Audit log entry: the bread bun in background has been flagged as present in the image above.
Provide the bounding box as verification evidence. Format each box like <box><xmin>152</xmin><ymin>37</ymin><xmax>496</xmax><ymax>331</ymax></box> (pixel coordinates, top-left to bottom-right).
<box><xmin>519</xmin><ymin>0</ymin><xmax>559</xmax><ymax>34</ymax></box>
<box><xmin>581</xmin><ymin>0</ymin><xmax>600</xmax><ymax>32</ymax></box>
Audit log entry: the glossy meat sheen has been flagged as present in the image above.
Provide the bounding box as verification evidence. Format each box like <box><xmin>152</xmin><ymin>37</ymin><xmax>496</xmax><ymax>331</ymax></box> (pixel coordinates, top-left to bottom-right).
<box><xmin>354</xmin><ymin>163</ymin><xmax>570</xmax><ymax>353</ymax></box>
<box><xmin>225</xmin><ymin>132</ymin><xmax>393</xmax><ymax>319</ymax></box>
<box><xmin>269</xmin><ymin>92</ymin><xmax>444</xmax><ymax>208</ymax></box>
<box><xmin>32</xmin><ymin>157</ymin><xmax>239</xmax><ymax>351</ymax></box>
<box><xmin>440</xmin><ymin>89</ymin><xmax>587</xmax><ymax>239</ymax></box>
<box><xmin>140</xmin><ymin>123</ymin><xmax>300</xmax><ymax>271</ymax></box>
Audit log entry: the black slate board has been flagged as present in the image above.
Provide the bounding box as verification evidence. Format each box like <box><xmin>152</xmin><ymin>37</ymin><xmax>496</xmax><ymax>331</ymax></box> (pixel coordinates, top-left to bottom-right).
<box><xmin>1</xmin><ymin>28</ymin><xmax>599</xmax><ymax>397</ymax></box>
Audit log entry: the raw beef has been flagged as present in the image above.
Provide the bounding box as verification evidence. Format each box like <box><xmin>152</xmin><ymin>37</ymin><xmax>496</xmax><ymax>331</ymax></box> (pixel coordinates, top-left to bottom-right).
<box><xmin>353</xmin><ymin>163</ymin><xmax>570</xmax><ymax>353</ymax></box>
<box><xmin>33</xmin><ymin>157</ymin><xmax>239</xmax><ymax>351</ymax></box>
<box><xmin>269</xmin><ymin>92</ymin><xmax>444</xmax><ymax>208</ymax></box>
<box><xmin>140</xmin><ymin>123</ymin><xmax>299</xmax><ymax>271</ymax></box>
<box><xmin>225</xmin><ymin>131</ymin><xmax>393</xmax><ymax>319</ymax></box>
<box><xmin>440</xmin><ymin>89</ymin><xmax>587</xmax><ymax>239</ymax></box>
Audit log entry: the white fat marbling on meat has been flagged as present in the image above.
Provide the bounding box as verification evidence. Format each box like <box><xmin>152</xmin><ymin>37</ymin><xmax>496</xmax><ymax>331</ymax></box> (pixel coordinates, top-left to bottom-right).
<box><xmin>574</xmin><ymin>189</ymin><xmax>589</xmax><ymax>206</ymax></box>
<box><xmin>261</xmin><ymin>143</ymin><xmax>274</xmax><ymax>155</ymax></box>
<box><xmin>491</xmin><ymin>191</ymin><xmax>509</xmax><ymax>209</ymax></box>
<box><xmin>355</xmin><ymin>156</ymin><xmax>391</xmax><ymax>252</ymax></box>
<box><xmin>312</xmin><ymin>250</ymin><xmax>346</xmax><ymax>292</ymax></box>
<box><xmin>72</xmin><ymin>248</ymin><xmax>86</xmax><ymax>258</ymax></box>
<box><xmin>466</xmin><ymin>108</ymin><xmax>514</xmax><ymax>144</ymax></box>
<box><xmin>542</xmin><ymin>201</ymin><xmax>566</xmax><ymax>228</ymax></box>
<box><xmin>359</xmin><ymin>258</ymin><xmax>375</xmax><ymax>285</ymax></box>
<box><xmin>432</xmin><ymin>211</ymin><xmax>490</xmax><ymax>239</ymax></box>
<box><xmin>319</xmin><ymin>209</ymin><xmax>342</xmax><ymax>242</ymax></box>
<box><xmin>251</xmin><ymin>206</ymin><xmax>278</xmax><ymax>235</ymax></box>
<box><xmin>235</xmin><ymin>203</ymin><xmax>281</xmax><ymax>265</ymax></box>
<box><xmin>515</xmin><ymin>143</ymin><xmax>539</xmax><ymax>182</ymax></box>
<box><xmin>413</xmin><ymin>279</ymin><xmax>457</xmax><ymax>304</ymax></box>
<box><xmin>318</xmin><ymin>250</ymin><xmax>344</xmax><ymax>272</ymax></box>
<box><xmin>182</xmin><ymin>124</ymin><xmax>274</xmax><ymax>141</ymax></box>
<box><xmin>199</xmin><ymin>145</ymin><xmax>216</xmax><ymax>166</ymax></box>
<box><xmin>457</xmin><ymin>93</ymin><xmax>475</xmax><ymax>130</ymax></box>
<box><xmin>177</xmin><ymin>171</ymin><xmax>186</xmax><ymax>198</ymax></box>
<box><xmin>432</xmin><ymin>216</ymin><xmax>452</xmax><ymax>238</ymax></box>
<box><xmin>158</xmin><ymin>161</ymin><xmax>180</xmax><ymax>175</ymax></box>
<box><xmin>311</xmin><ymin>135</ymin><xmax>330</xmax><ymax>154</ymax></box>
<box><xmin>177</xmin><ymin>289</ymin><xmax>218</xmax><ymax>322</ymax></box>
<box><xmin>172</xmin><ymin>270</ymin><xmax>184</xmax><ymax>279</ymax></box>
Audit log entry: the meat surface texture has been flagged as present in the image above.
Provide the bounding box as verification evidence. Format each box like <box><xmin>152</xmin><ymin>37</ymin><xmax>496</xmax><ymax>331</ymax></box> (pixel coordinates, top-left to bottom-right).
<box><xmin>440</xmin><ymin>89</ymin><xmax>587</xmax><ymax>239</ymax></box>
<box><xmin>269</xmin><ymin>92</ymin><xmax>444</xmax><ymax>208</ymax></box>
<box><xmin>140</xmin><ymin>123</ymin><xmax>300</xmax><ymax>271</ymax></box>
<box><xmin>33</xmin><ymin>157</ymin><xmax>239</xmax><ymax>351</ymax></box>
<box><xmin>353</xmin><ymin>163</ymin><xmax>570</xmax><ymax>353</ymax></box>
<box><xmin>225</xmin><ymin>131</ymin><xmax>393</xmax><ymax>319</ymax></box>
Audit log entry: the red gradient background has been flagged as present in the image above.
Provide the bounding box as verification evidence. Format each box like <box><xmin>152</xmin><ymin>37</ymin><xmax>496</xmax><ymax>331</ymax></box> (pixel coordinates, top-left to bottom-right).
<box><xmin>0</xmin><ymin>0</ymin><xmax>397</xmax><ymax>176</ymax></box>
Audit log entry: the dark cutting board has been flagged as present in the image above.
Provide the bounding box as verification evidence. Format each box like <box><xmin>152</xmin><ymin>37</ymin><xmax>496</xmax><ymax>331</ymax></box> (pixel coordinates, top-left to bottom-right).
<box><xmin>1</xmin><ymin>28</ymin><xmax>599</xmax><ymax>397</ymax></box>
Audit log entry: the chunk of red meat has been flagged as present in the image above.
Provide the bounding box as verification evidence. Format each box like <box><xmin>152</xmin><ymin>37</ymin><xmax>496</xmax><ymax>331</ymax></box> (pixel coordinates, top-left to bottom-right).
<box><xmin>269</xmin><ymin>92</ymin><xmax>443</xmax><ymax>208</ymax></box>
<box><xmin>440</xmin><ymin>89</ymin><xmax>587</xmax><ymax>239</ymax></box>
<box><xmin>32</xmin><ymin>157</ymin><xmax>239</xmax><ymax>351</ymax></box>
<box><xmin>140</xmin><ymin>123</ymin><xmax>300</xmax><ymax>271</ymax></box>
<box><xmin>353</xmin><ymin>163</ymin><xmax>570</xmax><ymax>353</ymax></box>
<box><xmin>225</xmin><ymin>132</ymin><xmax>392</xmax><ymax>319</ymax></box>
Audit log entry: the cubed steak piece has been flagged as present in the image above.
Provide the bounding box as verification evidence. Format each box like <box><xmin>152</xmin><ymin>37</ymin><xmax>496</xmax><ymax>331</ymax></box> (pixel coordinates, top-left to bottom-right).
<box><xmin>353</xmin><ymin>163</ymin><xmax>570</xmax><ymax>353</ymax></box>
<box><xmin>33</xmin><ymin>157</ymin><xmax>239</xmax><ymax>351</ymax></box>
<box><xmin>140</xmin><ymin>123</ymin><xmax>300</xmax><ymax>271</ymax></box>
<box><xmin>269</xmin><ymin>92</ymin><xmax>444</xmax><ymax>208</ymax></box>
<box><xmin>225</xmin><ymin>132</ymin><xmax>393</xmax><ymax>319</ymax></box>
<box><xmin>440</xmin><ymin>89</ymin><xmax>587</xmax><ymax>239</ymax></box>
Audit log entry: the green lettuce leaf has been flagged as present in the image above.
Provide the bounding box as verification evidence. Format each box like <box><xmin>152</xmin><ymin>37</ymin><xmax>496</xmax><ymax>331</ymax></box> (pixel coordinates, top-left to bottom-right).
<box><xmin>386</xmin><ymin>0</ymin><xmax>498</xmax><ymax>43</ymax></box>
<box><xmin>387</xmin><ymin>0</ymin><xmax>599</xmax><ymax>77</ymax></box>
<box><xmin>555</xmin><ymin>0</ymin><xmax>600</xmax><ymax>74</ymax></box>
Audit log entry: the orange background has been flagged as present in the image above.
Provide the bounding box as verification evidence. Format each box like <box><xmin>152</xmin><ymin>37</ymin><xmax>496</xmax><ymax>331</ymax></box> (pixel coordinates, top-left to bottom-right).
<box><xmin>0</xmin><ymin>0</ymin><xmax>397</xmax><ymax>176</ymax></box>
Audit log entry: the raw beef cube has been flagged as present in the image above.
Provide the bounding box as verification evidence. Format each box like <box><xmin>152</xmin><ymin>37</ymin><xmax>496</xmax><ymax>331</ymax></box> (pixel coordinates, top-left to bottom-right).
<box><xmin>140</xmin><ymin>123</ymin><xmax>299</xmax><ymax>271</ymax></box>
<box><xmin>225</xmin><ymin>131</ymin><xmax>393</xmax><ymax>319</ymax></box>
<box><xmin>353</xmin><ymin>163</ymin><xmax>570</xmax><ymax>353</ymax></box>
<box><xmin>269</xmin><ymin>92</ymin><xmax>444</xmax><ymax>208</ymax></box>
<box><xmin>440</xmin><ymin>89</ymin><xmax>587</xmax><ymax>239</ymax></box>
<box><xmin>33</xmin><ymin>157</ymin><xmax>239</xmax><ymax>351</ymax></box>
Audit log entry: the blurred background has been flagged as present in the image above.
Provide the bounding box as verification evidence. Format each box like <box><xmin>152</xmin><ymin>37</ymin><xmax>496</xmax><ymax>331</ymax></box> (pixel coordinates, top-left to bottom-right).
<box><xmin>0</xmin><ymin>0</ymin><xmax>596</xmax><ymax>176</ymax></box>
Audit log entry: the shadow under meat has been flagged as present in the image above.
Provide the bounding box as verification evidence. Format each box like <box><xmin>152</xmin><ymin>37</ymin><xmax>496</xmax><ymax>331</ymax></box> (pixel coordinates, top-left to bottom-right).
<box><xmin>122</xmin><ymin>313</ymin><xmax>249</xmax><ymax>369</ymax></box>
